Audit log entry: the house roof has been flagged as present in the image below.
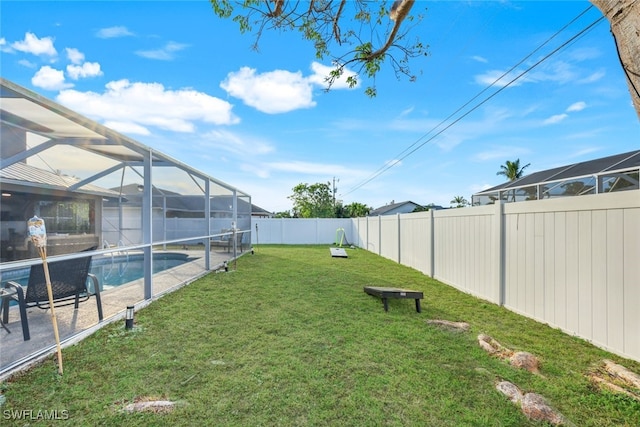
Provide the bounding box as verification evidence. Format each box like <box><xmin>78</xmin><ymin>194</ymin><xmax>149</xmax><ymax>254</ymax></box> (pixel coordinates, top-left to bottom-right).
<box><xmin>251</xmin><ymin>204</ymin><xmax>272</xmax><ymax>215</ymax></box>
<box><xmin>476</xmin><ymin>150</ymin><xmax>640</xmax><ymax>195</ymax></box>
<box><xmin>369</xmin><ymin>201</ymin><xmax>420</xmax><ymax>216</ymax></box>
<box><xmin>105</xmin><ymin>184</ymin><xmax>252</xmax><ymax>213</ymax></box>
<box><xmin>1</xmin><ymin>161</ymin><xmax>120</xmax><ymax>198</ymax></box>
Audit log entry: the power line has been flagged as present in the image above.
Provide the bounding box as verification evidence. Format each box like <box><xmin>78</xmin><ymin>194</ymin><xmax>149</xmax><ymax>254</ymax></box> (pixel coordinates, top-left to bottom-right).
<box><xmin>342</xmin><ymin>6</ymin><xmax>604</xmax><ymax>198</ymax></box>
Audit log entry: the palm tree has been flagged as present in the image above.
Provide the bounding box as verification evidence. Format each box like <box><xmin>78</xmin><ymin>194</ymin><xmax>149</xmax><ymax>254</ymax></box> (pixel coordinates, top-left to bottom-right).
<box><xmin>450</xmin><ymin>196</ymin><xmax>468</xmax><ymax>208</ymax></box>
<box><xmin>496</xmin><ymin>159</ymin><xmax>530</xmax><ymax>181</ymax></box>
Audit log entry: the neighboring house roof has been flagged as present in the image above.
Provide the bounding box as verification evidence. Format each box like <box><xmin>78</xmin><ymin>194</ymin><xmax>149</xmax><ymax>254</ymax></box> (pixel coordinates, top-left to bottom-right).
<box><xmin>105</xmin><ymin>184</ymin><xmax>252</xmax><ymax>213</ymax></box>
<box><xmin>1</xmin><ymin>162</ymin><xmax>120</xmax><ymax>198</ymax></box>
<box><xmin>117</xmin><ymin>183</ymin><xmax>181</xmax><ymax>197</ymax></box>
<box><xmin>369</xmin><ymin>201</ymin><xmax>421</xmax><ymax>216</ymax></box>
<box><xmin>108</xmin><ymin>184</ymin><xmax>270</xmax><ymax>216</ymax></box>
<box><xmin>251</xmin><ymin>204</ymin><xmax>272</xmax><ymax>217</ymax></box>
<box><xmin>476</xmin><ymin>149</ymin><xmax>640</xmax><ymax>195</ymax></box>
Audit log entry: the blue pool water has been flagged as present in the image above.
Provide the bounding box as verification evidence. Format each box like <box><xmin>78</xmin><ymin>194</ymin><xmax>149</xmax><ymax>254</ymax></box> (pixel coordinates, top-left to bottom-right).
<box><xmin>1</xmin><ymin>252</ymin><xmax>194</xmax><ymax>289</ymax></box>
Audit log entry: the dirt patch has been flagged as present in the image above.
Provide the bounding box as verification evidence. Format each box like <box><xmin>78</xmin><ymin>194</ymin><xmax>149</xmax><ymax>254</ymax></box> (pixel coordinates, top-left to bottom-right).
<box><xmin>119</xmin><ymin>396</ymin><xmax>177</xmax><ymax>414</ymax></box>
<box><xmin>426</xmin><ymin>319</ymin><xmax>470</xmax><ymax>332</ymax></box>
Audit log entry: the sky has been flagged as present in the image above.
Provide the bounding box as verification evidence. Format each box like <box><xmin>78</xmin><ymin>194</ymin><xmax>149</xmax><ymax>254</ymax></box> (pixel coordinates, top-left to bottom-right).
<box><xmin>1</xmin><ymin>0</ymin><xmax>639</xmax><ymax>213</ymax></box>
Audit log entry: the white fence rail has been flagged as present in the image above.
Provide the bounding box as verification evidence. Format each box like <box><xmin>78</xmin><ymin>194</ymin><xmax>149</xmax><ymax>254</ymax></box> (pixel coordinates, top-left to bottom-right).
<box><xmin>251</xmin><ymin>190</ymin><xmax>640</xmax><ymax>362</ymax></box>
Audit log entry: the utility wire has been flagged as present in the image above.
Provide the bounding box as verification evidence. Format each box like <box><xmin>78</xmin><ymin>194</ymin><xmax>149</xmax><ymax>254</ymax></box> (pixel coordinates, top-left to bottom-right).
<box><xmin>26</xmin><ymin>142</ymin><xmax>58</xmax><ymax>175</ymax></box>
<box><xmin>342</xmin><ymin>6</ymin><xmax>604</xmax><ymax>198</ymax></box>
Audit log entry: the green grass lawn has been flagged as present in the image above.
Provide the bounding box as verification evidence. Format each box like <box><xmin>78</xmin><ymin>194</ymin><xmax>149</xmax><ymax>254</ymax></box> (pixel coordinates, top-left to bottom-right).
<box><xmin>2</xmin><ymin>245</ymin><xmax>639</xmax><ymax>426</ymax></box>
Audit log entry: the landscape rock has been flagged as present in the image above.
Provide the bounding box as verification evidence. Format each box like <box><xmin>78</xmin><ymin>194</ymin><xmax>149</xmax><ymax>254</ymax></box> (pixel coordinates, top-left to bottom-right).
<box><xmin>477</xmin><ymin>334</ymin><xmax>512</xmax><ymax>358</ymax></box>
<box><xmin>510</xmin><ymin>351</ymin><xmax>540</xmax><ymax>374</ymax></box>
<box><xmin>496</xmin><ymin>380</ymin><xmax>569</xmax><ymax>425</ymax></box>
<box><xmin>478</xmin><ymin>335</ymin><xmax>542</xmax><ymax>374</ymax></box>
<box><xmin>521</xmin><ymin>393</ymin><xmax>566</xmax><ymax>425</ymax></box>
<box><xmin>496</xmin><ymin>380</ymin><xmax>523</xmax><ymax>404</ymax></box>
<box><xmin>603</xmin><ymin>359</ymin><xmax>640</xmax><ymax>389</ymax></box>
<box><xmin>588</xmin><ymin>359</ymin><xmax>640</xmax><ymax>401</ymax></box>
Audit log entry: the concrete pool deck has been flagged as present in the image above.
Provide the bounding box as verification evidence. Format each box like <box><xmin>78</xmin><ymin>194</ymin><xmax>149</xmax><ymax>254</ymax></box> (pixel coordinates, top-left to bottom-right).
<box><xmin>0</xmin><ymin>249</ymin><xmax>238</xmax><ymax>378</ymax></box>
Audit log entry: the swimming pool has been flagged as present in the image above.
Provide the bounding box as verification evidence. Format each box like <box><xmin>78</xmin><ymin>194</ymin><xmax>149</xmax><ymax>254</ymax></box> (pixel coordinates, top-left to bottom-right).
<box><xmin>1</xmin><ymin>252</ymin><xmax>194</xmax><ymax>289</ymax></box>
<box><xmin>92</xmin><ymin>252</ymin><xmax>194</xmax><ymax>288</ymax></box>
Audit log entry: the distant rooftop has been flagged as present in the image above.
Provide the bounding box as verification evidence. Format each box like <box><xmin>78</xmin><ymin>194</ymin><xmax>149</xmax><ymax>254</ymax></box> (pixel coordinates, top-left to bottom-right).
<box><xmin>1</xmin><ymin>162</ymin><xmax>120</xmax><ymax>198</ymax></box>
<box><xmin>472</xmin><ymin>150</ymin><xmax>640</xmax><ymax>205</ymax></box>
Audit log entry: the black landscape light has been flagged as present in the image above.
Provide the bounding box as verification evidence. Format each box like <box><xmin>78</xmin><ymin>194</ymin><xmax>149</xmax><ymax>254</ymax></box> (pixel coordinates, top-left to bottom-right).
<box><xmin>125</xmin><ymin>305</ymin><xmax>135</xmax><ymax>330</ymax></box>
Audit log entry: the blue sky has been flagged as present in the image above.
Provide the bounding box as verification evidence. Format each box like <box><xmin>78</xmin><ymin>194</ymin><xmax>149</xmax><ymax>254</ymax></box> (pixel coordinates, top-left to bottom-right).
<box><xmin>1</xmin><ymin>1</ymin><xmax>638</xmax><ymax>213</ymax></box>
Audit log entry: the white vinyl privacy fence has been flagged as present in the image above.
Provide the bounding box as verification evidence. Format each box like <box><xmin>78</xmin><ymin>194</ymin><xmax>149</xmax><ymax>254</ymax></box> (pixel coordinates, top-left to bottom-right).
<box><xmin>251</xmin><ymin>218</ymin><xmax>354</xmax><ymax>245</ymax></box>
<box><xmin>253</xmin><ymin>190</ymin><xmax>640</xmax><ymax>362</ymax></box>
<box><xmin>353</xmin><ymin>191</ymin><xmax>640</xmax><ymax>362</ymax></box>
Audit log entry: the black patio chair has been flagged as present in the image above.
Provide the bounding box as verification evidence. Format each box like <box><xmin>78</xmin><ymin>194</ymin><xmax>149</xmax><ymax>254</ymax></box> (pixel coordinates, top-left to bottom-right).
<box><xmin>3</xmin><ymin>255</ymin><xmax>103</xmax><ymax>341</ymax></box>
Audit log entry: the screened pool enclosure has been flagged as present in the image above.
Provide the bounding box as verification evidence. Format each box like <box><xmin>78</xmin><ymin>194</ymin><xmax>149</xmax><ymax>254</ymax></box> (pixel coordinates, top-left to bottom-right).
<box><xmin>0</xmin><ymin>78</ymin><xmax>251</xmax><ymax>375</ymax></box>
<box><xmin>472</xmin><ymin>150</ymin><xmax>640</xmax><ymax>206</ymax></box>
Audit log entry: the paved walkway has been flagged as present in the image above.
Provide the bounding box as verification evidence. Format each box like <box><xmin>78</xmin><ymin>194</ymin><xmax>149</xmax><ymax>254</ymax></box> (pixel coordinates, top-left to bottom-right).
<box><xmin>0</xmin><ymin>249</ymin><xmax>236</xmax><ymax>378</ymax></box>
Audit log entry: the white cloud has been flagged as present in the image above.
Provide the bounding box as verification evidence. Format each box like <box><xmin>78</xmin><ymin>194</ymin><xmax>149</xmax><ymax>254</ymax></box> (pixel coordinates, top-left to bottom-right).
<box><xmin>31</xmin><ymin>66</ymin><xmax>73</xmax><ymax>90</ymax></box>
<box><xmin>267</xmin><ymin>160</ymin><xmax>367</xmax><ymax>178</ymax></box>
<box><xmin>474</xmin><ymin>151</ymin><xmax>508</xmax><ymax>162</ymax></box>
<box><xmin>220</xmin><ymin>62</ymin><xmax>358</xmax><ymax>114</ymax></box>
<box><xmin>201</xmin><ymin>129</ymin><xmax>274</xmax><ymax>156</ymax></box>
<box><xmin>475</xmin><ymin>54</ymin><xmax>604</xmax><ymax>90</ymax></box>
<box><xmin>63</xmin><ymin>48</ymin><xmax>102</xmax><ymax>80</ymax></box>
<box><xmin>18</xmin><ymin>59</ymin><xmax>37</xmax><ymax>68</ymax></box>
<box><xmin>529</xmin><ymin>60</ymin><xmax>578</xmax><ymax>85</ymax></box>
<box><xmin>239</xmin><ymin>162</ymin><xmax>270</xmax><ymax>179</ymax></box>
<box><xmin>398</xmin><ymin>106</ymin><xmax>415</xmax><ymax>117</ymax></box>
<box><xmin>66</xmin><ymin>62</ymin><xmax>103</xmax><ymax>80</ymax></box>
<box><xmin>543</xmin><ymin>113</ymin><xmax>568</xmax><ymax>125</ymax></box>
<box><xmin>473</xmin><ymin>146</ymin><xmax>531</xmax><ymax>162</ymax></box>
<box><xmin>221</xmin><ymin>67</ymin><xmax>316</xmax><ymax>114</ymax></box>
<box><xmin>56</xmin><ymin>80</ymin><xmax>239</xmax><ymax>134</ymax></box>
<box><xmin>566</xmin><ymin>101</ymin><xmax>586</xmax><ymax>112</ymax></box>
<box><xmin>566</xmin><ymin>47</ymin><xmax>601</xmax><ymax>62</ymax></box>
<box><xmin>307</xmin><ymin>61</ymin><xmax>359</xmax><ymax>90</ymax></box>
<box><xmin>471</xmin><ymin>55</ymin><xmax>488</xmax><ymax>63</ymax></box>
<box><xmin>11</xmin><ymin>32</ymin><xmax>57</xmax><ymax>56</ymax></box>
<box><xmin>65</xmin><ymin>48</ymin><xmax>84</xmax><ymax>64</ymax></box>
<box><xmin>474</xmin><ymin>68</ymin><xmax>532</xmax><ymax>88</ymax></box>
<box><xmin>539</xmin><ymin>102</ymin><xmax>586</xmax><ymax>126</ymax></box>
<box><xmin>578</xmin><ymin>70</ymin><xmax>605</xmax><ymax>84</ymax></box>
<box><xmin>136</xmin><ymin>41</ymin><xmax>188</xmax><ymax>60</ymax></box>
<box><xmin>96</xmin><ymin>26</ymin><xmax>134</xmax><ymax>39</ymax></box>
<box><xmin>103</xmin><ymin>121</ymin><xmax>151</xmax><ymax>136</ymax></box>
<box><xmin>568</xmin><ymin>147</ymin><xmax>601</xmax><ymax>158</ymax></box>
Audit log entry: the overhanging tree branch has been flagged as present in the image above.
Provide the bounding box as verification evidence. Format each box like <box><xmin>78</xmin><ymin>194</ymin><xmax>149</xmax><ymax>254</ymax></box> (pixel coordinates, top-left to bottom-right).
<box><xmin>210</xmin><ymin>0</ymin><xmax>428</xmax><ymax>96</ymax></box>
